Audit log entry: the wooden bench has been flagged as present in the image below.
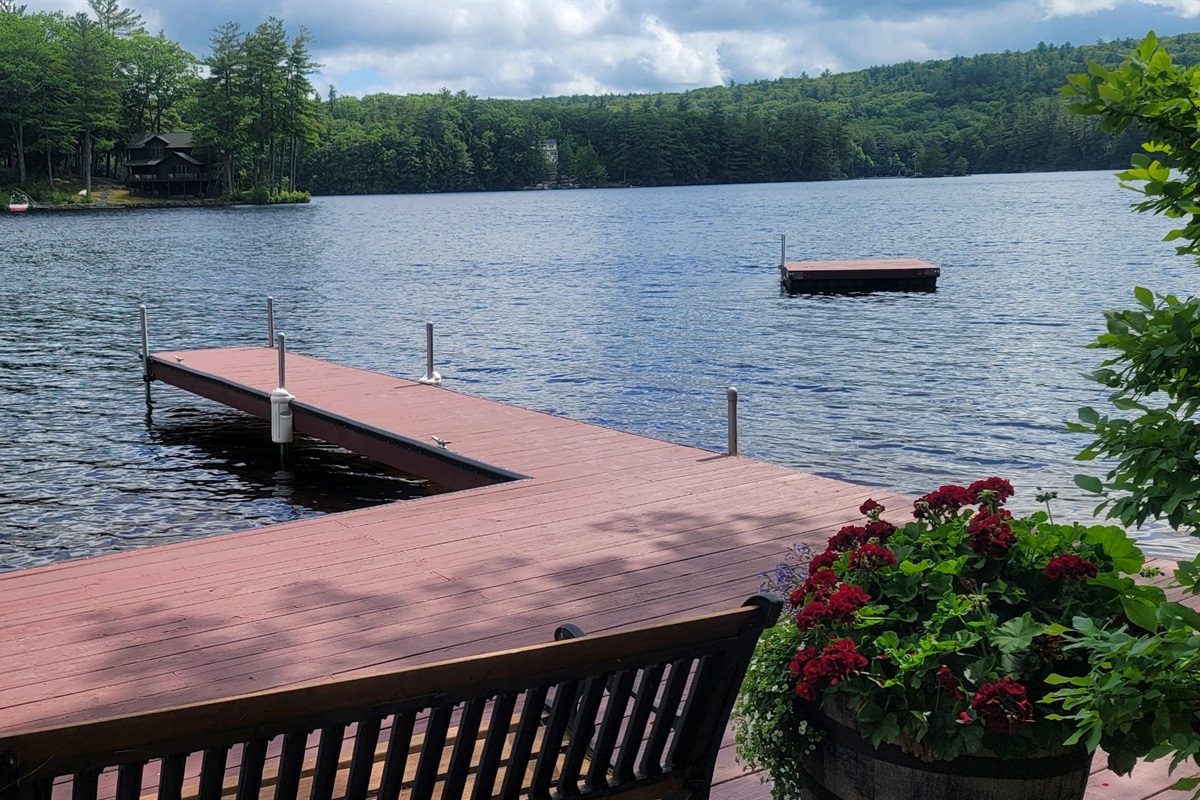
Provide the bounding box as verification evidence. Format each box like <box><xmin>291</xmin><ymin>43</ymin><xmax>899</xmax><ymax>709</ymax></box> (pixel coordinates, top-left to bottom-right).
<box><xmin>0</xmin><ymin>596</ymin><xmax>781</xmax><ymax>800</ymax></box>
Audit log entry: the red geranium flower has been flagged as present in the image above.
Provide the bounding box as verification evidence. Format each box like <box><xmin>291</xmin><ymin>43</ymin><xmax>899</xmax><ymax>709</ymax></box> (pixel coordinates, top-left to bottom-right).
<box><xmin>914</xmin><ymin>484</ymin><xmax>973</xmax><ymax>520</ymax></box>
<box><xmin>848</xmin><ymin>543</ymin><xmax>898</xmax><ymax>571</ymax></box>
<box><xmin>794</xmin><ymin>638</ymin><xmax>868</xmax><ymax>700</ymax></box>
<box><xmin>829</xmin><ymin>525</ymin><xmax>869</xmax><ymax>552</ymax></box>
<box><xmin>971</xmin><ymin>678</ymin><xmax>1034</xmax><ymax>733</ymax></box>
<box><xmin>865</xmin><ymin>519</ymin><xmax>897</xmax><ymax>540</ymax></box>
<box><xmin>859</xmin><ymin>498</ymin><xmax>885</xmax><ymax>518</ymax></box>
<box><xmin>809</xmin><ymin>549</ymin><xmax>838</xmax><ymax>573</ymax></box>
<box><xmin>967</xmin><ymin>477</ymin><xmax>1015</xmax><ymax>505</ymax></box>
<box><xmin>800</xmin><ymin>567</ymin><xmax>839</xmax><ymax>600</ymax></box>
<box><xmin>1044</xmin><ymin>554</ymin><xmax>1099</xmax><ymax>581</ymax></box>
<box><xmin>827</xmin><ymin>583</ymin><xmax>871</xmax><ymax>622</ymax></box>
<box><xmin>967</xmin><ymin>511</ymin><xmax>1016</xmax><ymax>556</ymax></box>
<box><xmin>788</xmin><ymin>646</ymin><xmax>820</xmax><ymax>679</ymax></box>
<box><xmin>795</xmin><ymin>601</ymin><xmax>829</xmax><ymax>631</ymax></box>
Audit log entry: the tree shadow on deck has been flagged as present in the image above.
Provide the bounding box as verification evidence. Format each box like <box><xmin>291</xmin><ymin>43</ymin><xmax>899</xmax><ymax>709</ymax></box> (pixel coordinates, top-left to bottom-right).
<box><xmin>17</xmin><ymin>481</ymin><xmax>906</xmax><ymax>732</ymax></box>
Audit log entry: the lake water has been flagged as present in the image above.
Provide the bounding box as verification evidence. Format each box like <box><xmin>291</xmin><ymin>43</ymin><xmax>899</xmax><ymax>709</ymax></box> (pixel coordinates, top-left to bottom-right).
<box><xmin>2</xmin><ymin>170</ymin><xmax>1198</xmax><ymax>570</ymax></box>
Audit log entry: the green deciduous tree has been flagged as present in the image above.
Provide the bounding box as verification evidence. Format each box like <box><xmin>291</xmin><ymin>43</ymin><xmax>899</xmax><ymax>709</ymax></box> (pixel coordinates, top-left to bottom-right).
<box><xmin>1064</xmin><ymin>33</ymin><xmax>1200</xmax><ymax>534</ymax></box>
<box><xmin>0</xmin><ymin>11</ymin><xmax>65</xmax><ymax>182</ymax></box>
<box><xmin>121</xmin><ymin>32</ymin><xmax>197</xmax><ymax>134</ymax></box>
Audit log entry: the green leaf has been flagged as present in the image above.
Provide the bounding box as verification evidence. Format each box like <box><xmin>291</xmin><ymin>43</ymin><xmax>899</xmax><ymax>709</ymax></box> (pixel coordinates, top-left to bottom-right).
<box><xmin>1174</xmin><ymin>313</ymin><xmax>1194</xmax><ymax>342</ymax></box>
<box><xmin>1134</xmin><ymin>285</ymin><xmax>1155</xmax><ymax>308</ymax></box>
<box><xmin>1078</xmin><ymin>406</ymin><xmax>1100</xmax><ymax>425</ymax></box>
<box><xmin>1121</xmin><ymin>595</ymin><xmax>1160</xmax><ymax>632</ymax></box>
<box><xmin>1075</xmin><ymin>474</ymin><xmax>1104</xmax><ymax>494</ymax></box>
<box><xmin>1083</xmin><ymin>525</ymin><xmax>1146</xmax><ymax>573</ymax></box>
<box><xmin>899</xmin><ymin>559</ymin><xmax>933</xmax><ymax>575</ymax></box>
<box><xmin>992</xmin><ymin>615</ymin><xmax>1044</xmax><ymax>654</ymax></box>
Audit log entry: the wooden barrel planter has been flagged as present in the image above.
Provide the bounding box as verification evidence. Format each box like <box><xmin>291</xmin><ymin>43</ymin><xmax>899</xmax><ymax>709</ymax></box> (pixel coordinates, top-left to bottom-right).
<box><xmin>797</xmin><ymin>702</ymin><xmax>1094</xmax><ymax>800</ymax></box>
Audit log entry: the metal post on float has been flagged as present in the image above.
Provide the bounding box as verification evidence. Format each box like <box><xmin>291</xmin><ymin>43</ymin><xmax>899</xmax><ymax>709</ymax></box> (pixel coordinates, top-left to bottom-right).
<box><xmin>139</xmin><ymin>303</ymin><xmax>151</xmax><ymax>406</ymax></box>
<box><xmin>267</xmin><ymin>297</ymin><xmax>275</xmax><ymax>348</ymax></box>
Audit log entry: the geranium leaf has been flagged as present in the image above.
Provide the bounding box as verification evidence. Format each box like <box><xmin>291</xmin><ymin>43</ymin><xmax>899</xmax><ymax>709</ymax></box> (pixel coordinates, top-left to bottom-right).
<box><xmin>992</xmin><ymin>615</ymin><xmax>1043</xmax><ymax>654</ymax></box>
<box><xmin>899</xmin><ymin>559</ymin><xmax>933</xmax><ymax>575</ymax></box>
<box><xmin>1082</xmin><ymin>525</ymin><xmax>1146</xmax><ymax>573</ymax></box>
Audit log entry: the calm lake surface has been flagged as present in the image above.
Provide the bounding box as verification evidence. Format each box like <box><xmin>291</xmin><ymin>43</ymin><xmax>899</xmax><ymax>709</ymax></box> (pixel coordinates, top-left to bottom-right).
<box><xmin>2</xmin><ymin>170</ymin><xmax>1197</xmax><ymax>570</ymax></box>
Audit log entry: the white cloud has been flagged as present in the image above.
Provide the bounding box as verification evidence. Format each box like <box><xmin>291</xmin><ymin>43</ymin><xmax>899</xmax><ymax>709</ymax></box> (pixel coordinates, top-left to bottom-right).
<box><xmin>1140</xmin><ymin>0</ymin><xmax>1200</xmax><ymax>18</ymax></box>
<box><xmin>1041</xmin><ymin>0</ymin><xmax>1200</xmax><ymax>18</ymax></box>
<box><xmin>638</xmin><ymin>14</ymin><xmax>728</xmax><ymax>86</ymax></box>
<box><xmin>21</xmin><ymin>0</ymin><xmax>1200</xmax><ymax>98</ymax></box>
<box><xmin>1040</xmin><ymin>0</ymin><xmax>1120</xmax><ymax>17</ymax></box>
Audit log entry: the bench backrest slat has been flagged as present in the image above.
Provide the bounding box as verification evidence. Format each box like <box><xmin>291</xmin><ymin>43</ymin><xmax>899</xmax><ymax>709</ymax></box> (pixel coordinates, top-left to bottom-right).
<box><xmin>639</xmin><ymin>658</ymin><xmax>691</xmax><ymax>779</ymax></box>
<box><xmin>0</xmin><ymin>596</ymin><xmax>781</xmax><ymax>800</ymax></box>
<box><xmin>378</xmin><ymin>710</ymin><xmax>418</xmax><ymax>800</ymax></box>
<box><xmin>236</xmin><ymin>738</ymin><xmax>270</xmax><ymax>800</ymax></box>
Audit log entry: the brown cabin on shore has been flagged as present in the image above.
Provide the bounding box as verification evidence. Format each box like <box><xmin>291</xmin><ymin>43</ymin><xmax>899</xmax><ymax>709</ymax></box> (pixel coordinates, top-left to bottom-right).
<box><xmin>125</xmin><ymin>132</ymin><xmax>222</xmax><ymax>198</ymax></box>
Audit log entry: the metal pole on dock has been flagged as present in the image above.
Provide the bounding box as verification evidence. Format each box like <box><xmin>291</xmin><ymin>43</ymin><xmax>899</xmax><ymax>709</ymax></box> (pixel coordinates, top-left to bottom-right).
<box><xmin>139</xmin><ymin>304</ymin><xmax>152</xmax><ymax>406</ymax></box>
<box><xmin>271</xmin><ymin>333</ymin><xmax>294</xmax><ymax>450</ymax></box>
<box><xmin>418</xmin><ymin>321</ymin><xmax>442</xmax><ymax>385</ymax></box>
<box><xmin>426</xmin><ymin>322</ymin><xmax>434</xmax><ymax>379</ymax></box>
<box><xmin>780</xmin><ymin>234</ymin><xmax>786</xmax><ymax>268</ymax></box>
<box><xmin>267</xmin><ymin>297</ymin><xmax>275</xmax><ymax>348</ymax></box>
<box><xmin>277</xmin><ymin>333</ymin><xmax>287</xmax><ymax>389</ymax></box>
<box><xmin>727</xmin><ymin>386</ymin><xmax>739</xmax><ymax>456</ymax></box>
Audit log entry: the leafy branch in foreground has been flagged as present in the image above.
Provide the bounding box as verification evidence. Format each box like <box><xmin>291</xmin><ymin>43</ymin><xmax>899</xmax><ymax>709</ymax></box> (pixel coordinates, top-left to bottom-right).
<box><xmin>1063</xmin><ymin>33</ymin><xmax>1200</xmax><ymax>534</ymax></box>
<box><xmin>1069</xmin><ymin>289</ymin><xmax>1200</xmax><ymax>532</ymax></box>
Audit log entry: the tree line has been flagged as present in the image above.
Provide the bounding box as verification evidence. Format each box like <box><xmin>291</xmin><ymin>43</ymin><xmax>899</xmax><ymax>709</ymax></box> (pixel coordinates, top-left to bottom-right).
<box><xmin>2</xmin><ymin>2</ymin><xmax>1196</xmax><ymax>197</ymax></box>
<box><xmin>0</xmin><ymin>0</ymin><xmax>317</xmax><ymax>200</ymax></box>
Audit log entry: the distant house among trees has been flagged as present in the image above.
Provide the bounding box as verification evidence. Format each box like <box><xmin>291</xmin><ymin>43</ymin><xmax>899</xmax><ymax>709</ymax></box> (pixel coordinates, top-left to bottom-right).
<box><xmin>125</xmin><ymin>132</ymin><xmax>222</xmax><ymax>198</ymax></box>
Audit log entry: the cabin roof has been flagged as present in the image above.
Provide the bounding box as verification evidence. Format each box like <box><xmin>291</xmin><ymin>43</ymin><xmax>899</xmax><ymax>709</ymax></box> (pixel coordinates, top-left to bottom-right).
<box><xmin>128</xmin><ymin>131</ymin><xmax>194</xmax><ymax>149</ymax></box>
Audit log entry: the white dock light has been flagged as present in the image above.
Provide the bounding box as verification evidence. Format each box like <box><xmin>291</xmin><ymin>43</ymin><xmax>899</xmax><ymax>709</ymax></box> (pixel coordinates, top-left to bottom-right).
<box><xmin>271</xmin><ymin>333</ymin><xmax>294</xmax><ymax>444</ymax></box>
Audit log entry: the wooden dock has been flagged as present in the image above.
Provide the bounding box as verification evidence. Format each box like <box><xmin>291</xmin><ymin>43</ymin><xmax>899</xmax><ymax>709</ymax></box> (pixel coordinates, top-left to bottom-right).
<box><xmin>0</xmin><ymin>346</ymin><xmax>1191</xmax><ymax>799</ymax></box>
<box><xmin>780</xmin><ymin>258</ymin><xmax>940</xmax><ymax>293</ymax></box>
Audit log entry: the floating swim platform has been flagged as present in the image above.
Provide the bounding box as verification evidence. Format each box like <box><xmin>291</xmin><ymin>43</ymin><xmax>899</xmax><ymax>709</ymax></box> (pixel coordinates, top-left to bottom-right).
<box><xmin>781</xmin><ymin>258</ymin><xmax>940</xmax><ymax>294</ymax></box>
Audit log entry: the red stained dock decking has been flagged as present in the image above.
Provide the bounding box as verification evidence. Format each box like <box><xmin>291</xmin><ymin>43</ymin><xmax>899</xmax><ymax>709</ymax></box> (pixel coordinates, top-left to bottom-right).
<box><xmin>0</xmin><ymin>346</ymin><xmax>1192</xmax><ymax>798</ymax></box>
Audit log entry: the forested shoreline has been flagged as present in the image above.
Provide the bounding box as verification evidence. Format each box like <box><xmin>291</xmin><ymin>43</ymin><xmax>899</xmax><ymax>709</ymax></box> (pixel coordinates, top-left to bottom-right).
<box><xmin>2</xmin><ymin>0</ymin><xmax>1196</xmax><ymax>199</ymax></box>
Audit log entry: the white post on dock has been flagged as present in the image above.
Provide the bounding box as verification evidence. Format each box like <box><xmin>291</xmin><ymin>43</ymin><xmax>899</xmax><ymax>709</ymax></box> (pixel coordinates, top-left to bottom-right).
<box><xmin>271</xmin><ymin>332</ymin><xmax>294</xmax><ymax>445</ymax></box>
<box><xmin>267</xmin><ymin>297</ymin><xmax>275</xmax><ymax>348</ymax></box>
<box><xmin>780</xmin><ymin>234</ymin><xmax>786</xmax><ymax>268</ymax></box>
<box><xmin>418</xmin><ymin>321</ymin><xmax>442</xmax><ymax>385</ymax></box>
<box><xmin>727</xmin><ymin>386</ymin><xmax>739</xmax><ymax>456</ymax></box>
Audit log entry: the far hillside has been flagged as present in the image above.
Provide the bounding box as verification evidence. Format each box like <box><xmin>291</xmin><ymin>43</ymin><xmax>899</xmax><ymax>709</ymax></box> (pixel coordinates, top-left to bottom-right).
<box><xmin>3</xmin><ymin>3</ymin><xmax>1195</xmax><ymax>198</ymax></box>
<box><xmin>302</xmin><ymin>34</ymin><xmax>1199</xmax><ymax>194</ymax></box>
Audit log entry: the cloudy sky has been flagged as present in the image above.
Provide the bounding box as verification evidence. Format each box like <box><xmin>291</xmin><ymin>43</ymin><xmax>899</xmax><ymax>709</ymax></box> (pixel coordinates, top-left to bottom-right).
<box><xmin>24</xmin><ymin>0</ymin><xmax>1200</xmax><ymax>99</ymax></box>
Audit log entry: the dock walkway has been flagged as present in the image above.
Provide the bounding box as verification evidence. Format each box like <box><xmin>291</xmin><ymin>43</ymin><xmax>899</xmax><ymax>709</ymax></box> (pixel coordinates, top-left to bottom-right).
<box><xmin>0</xmin><ymin>346</ymin><xmax>1191</xmax><ymax>799</ymax></box>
